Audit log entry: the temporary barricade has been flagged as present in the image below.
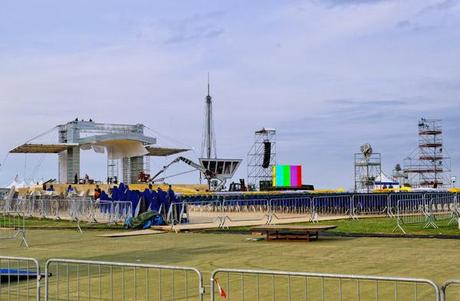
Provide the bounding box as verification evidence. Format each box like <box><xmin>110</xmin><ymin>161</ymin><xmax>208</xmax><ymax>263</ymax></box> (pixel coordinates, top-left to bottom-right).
<box><xmin>311</xmin><ymin>195</ymin><xmax>351</xmax><ymax>222</ymax></box>
<box><xmin>268</xmin><ymin>197</ymin><xmax>313</xmax><ymax>224</ymax></box>
<box><xmin>425</xmin><ymin>193</ymin><xmax>458</xmax><ymax>225</ymax></box>
<box><xmin>388</xmin><ymin>193</ymin><xmax>424</xmax><ymax>218</ymax></box>
<box><xmin>0</xmin><ymin>256</ymin><xmax>40</xmax><ymax>300</ymax></box>
<box><xmin>350</xmin><ymin>193</ymin><xmax>389</xmax><ymax>219</ymax></box>
<box><xmin>210</xmin><ymin>268</ymin><xmax>440</xmax><ymax>301</ymax></box>
<box><xmin>220</xmin><ymin>198</ymin><xmax>270</xmax><ymax>227</ymax></box>
<box><xmin>110</xmin><ymin>201</ymin><xmax>133</xmax><ymax>223</ymax></box>
<box><xmin>45</xmin><ymin>258</ymin><xmax>205</xmax><ymax>301</ymax></box>
<box><xmin>0</xmin><ymin>211</ymin><xmax>28</xmax><ymax>247</ymax></box>
<box><xmin>3</xmin><ymin>256</ymin><xmax>460</xmax><ymax>300</ymax></box>
<box><xmin>393</xmin><ymin>199</ymin><xmax>429</xmax><ymax>234</ymax></box>
<box><xmin>168</xmin><ymin>200</ymin><xmax>223</xmax><ymax>226</ymax></box>
<box><xmin>393</xmin><ymin>193</ymin><xmax>457</xmax><ymax>233</ymax></box>
<box><xmin>441</xmin><ymin>279</ymin><xmax>460</xmax><ymax>301</ymax></box>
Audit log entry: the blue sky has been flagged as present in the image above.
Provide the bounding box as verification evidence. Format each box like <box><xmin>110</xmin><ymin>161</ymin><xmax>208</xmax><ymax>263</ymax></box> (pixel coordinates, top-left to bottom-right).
<box><xmin>0</xmin><ymin>0</ymin><xmax>459</xmax><ymax>189</ymax></box>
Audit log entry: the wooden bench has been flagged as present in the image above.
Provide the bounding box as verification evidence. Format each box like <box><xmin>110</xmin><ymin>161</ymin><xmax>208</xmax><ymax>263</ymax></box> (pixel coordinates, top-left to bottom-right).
<box><xmin>251</xmin><ymin>225</ymin><xmax>337</xmax><ymax>241</ymax></box>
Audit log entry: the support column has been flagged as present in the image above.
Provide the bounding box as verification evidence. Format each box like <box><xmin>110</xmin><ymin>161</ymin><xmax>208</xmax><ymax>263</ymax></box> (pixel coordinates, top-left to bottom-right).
<box><xmin>58</xmin><ymin>147</ymin><xmax>80</xmax><ymax>184</ymax></box>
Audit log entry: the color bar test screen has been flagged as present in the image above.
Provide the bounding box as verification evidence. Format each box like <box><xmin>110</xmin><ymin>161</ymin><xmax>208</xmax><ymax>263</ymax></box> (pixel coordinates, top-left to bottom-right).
<box><xmin>272</xmin><ymin>165</ymin><xmax>302</xmax><ymax>187</ymax></box>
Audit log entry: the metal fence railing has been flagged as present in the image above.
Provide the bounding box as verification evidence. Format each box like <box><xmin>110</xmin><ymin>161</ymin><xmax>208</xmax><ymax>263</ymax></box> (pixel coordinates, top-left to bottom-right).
<box><xmin>210</xmin><ymin>268</ymin><xmax>440</xmax><ymax>301</ymax></box>
<box><xmin>220</xmin><ymin>199</ymin><xmax>270</xmax><ymax>227</ymax></box>
<box><xmin>0</xmin><ymin>211</ymin><xmax>28</xmax><ymax>247</ymax></box>
<box><xmin>350</xmin><ymin>193</ymin><xmax>389</xmax><ymax>219</ymax></box>
<box><xmin>0</xmin><ymin>256</ymin><xmax>40</xmax><ymax>300</ymax></box>
<box><xmin>3</xmin><ymin>256</ymin><xmax>460</xmax><ymax>300</ymax></box>
<box><xmin>268</xmin><ymin>197</ymin><xmax>314</xmax><ymax>224</ymax></box>
<box><xmin>393</xmin><ymin>193</ymin><xmax>458</xmax><ymax>234</ymax></box>
<box><xmin>441</xmin><ymin>279</ymin><xmax>460</xmax><ymax>301</ymax></box>
<box><xmin>312</xmin><ymin>195</ymin><xmax>351</xmax><ymax>221</ymax></box>
<box><xmin>426</xmin><ymin>193</ymin><xmax>458</xmax><ymax>225</ymax></box>
<box><xmin>3</xmin><ymin>192</ymin><xmax>459</xmax><ymax>232</ymax></box>
<box><xmin>45</xmin><ymin>258</ymin><xmax>205</xmax><ymax>301</ymax></box>
<box><xmin>167</xmin><ymin>200</ymin><xmax>223</xmax><ymax>226</ymax></box>
<box><xmin>388</xmin><ymin>193</ymin><xmax>425</xmax><ymax>218</ymax></box>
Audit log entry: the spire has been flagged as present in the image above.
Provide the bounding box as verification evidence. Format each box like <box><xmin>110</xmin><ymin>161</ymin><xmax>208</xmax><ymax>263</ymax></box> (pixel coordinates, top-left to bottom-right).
<box><xmin>206</xmin><ymin>72</ymin><xmax>212</xmax><ymax>103</ymax></box>
<box><xmin>202</xmin><ymin>72</ymin><xmax>216</xmax><ymax>159</ymax></box>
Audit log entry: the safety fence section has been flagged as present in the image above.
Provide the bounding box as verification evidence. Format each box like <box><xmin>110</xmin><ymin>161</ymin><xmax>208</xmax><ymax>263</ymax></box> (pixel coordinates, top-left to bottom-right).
<box><xmin>312</xmin><ymin>195</ymin><xmax>351</xmax><ymax>221</ymax></box>
<box><xmin>0</xmin><ymin>210</ymin><xmax>28</xmax><ymax>247</ymax></box>
<box><xmin>393</xmin><ymin>193</ymin><xmax>458</xmax><ymax>234</ymax></box>
<box><xmin>350</xmin><ymin>193</ymin><xmax>389</xmax><ymax>219</ymax></box>
<box><xmin>0</xmin><ymin>256</ymin><xmax>40</xmax><ymax>300</ymax></box>
<box><xmin>1</xmin><ymin>197</ymin><xmax>133</xmax><ymax>225</ymax></box>
<box><xmin>441</xmin><ymin>280</ymin><xmax>460</xmax><ymax>301</ymax></box>
<box><xmin>220</xmin><ymin>199</ymin><xmax>270</xmax><ymax>227</ymax></box>
<box><xmin>426</xmin><ymin>193</ymin><xmax>459</xmax><ymax>226</ymax></box>
<box><xmin>269</xmin><ymin>197</ymin><xmax>313</xmax><ymax>224</ymax></box>
<box><xmin>210</xmin><ymin>268</ymin><xmax>440</xmax><ymax>301</ymax></box>
<box><xmin>45</xmin><ymin>259</ymin><xmax>205</xmax><ymax>301</ymax></box>
<box><xmin>3</xmin><ymin>256</ymin><xmax>460</xmax><ymax>300</ymax></box>
<box><xmin>167</xmin><ymin>200</ymin><xmax>224</xmax><ymax>226</ymax></box>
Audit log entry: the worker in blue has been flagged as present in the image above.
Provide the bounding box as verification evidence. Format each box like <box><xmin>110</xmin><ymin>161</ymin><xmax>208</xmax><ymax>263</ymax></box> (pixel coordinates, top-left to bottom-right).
<box><xmin>157</xmin><ymin>187</ymin><xmax>168</xmax><ymax>215</ymax></box>
<box><xmin>146</xmin><ymin>184</ymin><xmax>159</xmax><ymax>212</ymax></box>
<box><xmin>168</xmin><ymin>184</ymin><xmax>182</xmax><ymax>223</ymax></box>
<box><xmin>167</xmin><ymin>185</ymin><xmax>177</xmax><ymax>204</ymax></box>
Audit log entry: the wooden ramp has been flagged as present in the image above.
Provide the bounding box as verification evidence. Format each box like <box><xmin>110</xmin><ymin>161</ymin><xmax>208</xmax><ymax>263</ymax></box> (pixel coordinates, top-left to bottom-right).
<box><xmin>97</xmin><ymin>229</ymin><xmax>165</xmax><ymax>238</ymax></box>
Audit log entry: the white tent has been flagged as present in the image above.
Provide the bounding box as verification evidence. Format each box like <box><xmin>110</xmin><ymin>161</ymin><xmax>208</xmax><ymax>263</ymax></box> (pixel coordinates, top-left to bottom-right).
<box><xmin>374</xmin><ymin>172</ymin><xmax>399</xmax><ymax>188</ymax></box>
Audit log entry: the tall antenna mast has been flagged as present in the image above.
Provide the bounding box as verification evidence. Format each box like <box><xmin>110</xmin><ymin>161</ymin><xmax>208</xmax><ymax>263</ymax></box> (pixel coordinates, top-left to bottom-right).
<box><xmin>202</xmin><ymin>73</ymin><xmax>217</xmax><ymax>159</ymax></box>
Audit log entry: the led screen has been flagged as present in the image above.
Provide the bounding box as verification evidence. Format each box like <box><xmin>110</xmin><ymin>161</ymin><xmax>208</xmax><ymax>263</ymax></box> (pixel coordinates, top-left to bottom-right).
<box><xmin>272</xmin><ymin>165</ymin><xmax>302</xmax><ymax>187</ymax></box>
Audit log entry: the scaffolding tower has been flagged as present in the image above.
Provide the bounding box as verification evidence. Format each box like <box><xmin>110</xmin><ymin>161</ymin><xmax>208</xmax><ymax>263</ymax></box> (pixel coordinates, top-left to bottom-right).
<box><xmin>354</xmin><ymin>144</ymin><xmax>381</xmax><ymax>192</ymax></box>
<box><xmin>403</xmin><ymin>118</ymin><xmax>451</xmax><ymax>188</ymax></box>
<box><xmin>247</xmin><ymin>128</ymin><xmax>276</xmax><ymax>190</ymax></box>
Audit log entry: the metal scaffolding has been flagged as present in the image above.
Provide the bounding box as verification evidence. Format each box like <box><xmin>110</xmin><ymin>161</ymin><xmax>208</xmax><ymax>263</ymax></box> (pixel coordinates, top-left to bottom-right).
<box><xmin>247</xmin><ymin>128</ymin><xmax>276</xmax><ymax>190</ymax></box>
<box><xmin>403</xmin><ymin>118</ymin><xmax>451</xmax><ymax>188</ymax></box>
<box><xmin>354</xmin><ymin>144</ymin><xmax>381</xmax><ymax>192</ymax></box>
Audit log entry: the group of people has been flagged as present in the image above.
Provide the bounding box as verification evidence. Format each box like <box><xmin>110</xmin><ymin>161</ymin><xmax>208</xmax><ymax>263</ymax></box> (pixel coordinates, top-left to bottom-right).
<box><xmin>106</xmin><ymin>183</ymin><xmax>177</xmax><ymax>217</ymax></box>
<box><xmin>42</xmin><ymin>181</ymin><xmax>177</xmax><ymax>218</ymax></box>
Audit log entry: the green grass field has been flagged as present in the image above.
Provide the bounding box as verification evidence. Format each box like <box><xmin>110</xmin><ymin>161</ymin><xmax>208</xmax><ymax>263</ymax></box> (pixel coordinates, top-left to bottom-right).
<box><xmin>2</xmin><ymin>217</ymin><xmax>460</xmax><ymax>300</ymax></box>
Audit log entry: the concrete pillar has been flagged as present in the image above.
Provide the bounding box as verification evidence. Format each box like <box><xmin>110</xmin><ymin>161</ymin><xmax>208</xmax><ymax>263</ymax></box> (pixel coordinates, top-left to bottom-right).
<box><xmin>58</xmin><ymin>147</ymin><xmax>80</xmax><ymax>184</ymax></box>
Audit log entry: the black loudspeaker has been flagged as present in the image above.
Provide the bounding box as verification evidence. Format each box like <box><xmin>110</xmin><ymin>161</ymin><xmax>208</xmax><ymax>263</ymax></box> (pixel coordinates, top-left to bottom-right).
<box><xmin>262</xmin><ymin>141</ymin><xmax>271</xmax><ymax>168</ymax></box>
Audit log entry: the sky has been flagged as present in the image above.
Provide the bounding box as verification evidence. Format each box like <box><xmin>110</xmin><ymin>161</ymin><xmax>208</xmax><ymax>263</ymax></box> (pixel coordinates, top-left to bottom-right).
<box><xmin>0</xmin><ymin>0</ymin><xmax>459</xmax><ymax>189</ymax></box>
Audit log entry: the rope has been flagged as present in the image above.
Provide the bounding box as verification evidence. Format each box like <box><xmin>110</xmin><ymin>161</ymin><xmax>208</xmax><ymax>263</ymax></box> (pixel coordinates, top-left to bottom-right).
<box><xmin>144</xmin><ymin>125</ymin><xmax>199</xmax><ymax>158</ymax></box>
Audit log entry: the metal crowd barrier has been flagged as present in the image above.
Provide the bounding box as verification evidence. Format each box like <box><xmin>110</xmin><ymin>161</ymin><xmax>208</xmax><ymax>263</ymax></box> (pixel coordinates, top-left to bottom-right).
<box><xmin>0</xmin><ymin>210</ymin><xmax>28</xmax><ymax>247</ymax></box>
<box><xmin>0</xmin><ymin>256</ymin><xmax>40</xmax><ymax>300</ymax></box>
<box><xmin>2</xmin><ymin>256</ymin><xmax>460</xmax><ymax>300</ymax></box>
<box><xmin>393</xmin><ymin>198</ymin><xmax>429</xmax><ymax>234</ymax></box>
<box><xmin>393</xmin><ymin>193</ymin><xmax>458</xmax><ymax>234</ymax></box>
<box><xmin>220</xmin><ymin>199</ymin><xmax>270</xmax><ymax>227</ymax></box>
<box><xmin>388</xmin><ymin>193</ymin><xmax>424</xmax><ymax>218</ymax></box>
<box><xmin>351</xmin><ymin>193</ymin><xmax>389</xmax><ymax>219</ymax></box>
<box><xmin>441</xmin><ymin>280</ymin><xmax>460</xmax><ymax>301</ymax></box>
<box><xmin>168</xmin><ymin>200</ymin><xmax>223</xmax><ymax>226</ymax></box>
<box><xmin>425</xmin><ymin>193</ymin><xmax>458</xmax><ymax>225</ymax></box>
<box><xmin>311</xmin><ymin>195</ymin><xmax>351</xmax><ymax>222</ymax></box>
<box><xmin>45</xmin><ymin>258</ymin><xmax>205</xmax><ymax>301</ymax></box>
<box><xmin>268</xmin><ymin>197</ymin><xmax>314</xmax><ymax>224</ymax></box>
<box><xmin>110</xmin><ymin>201</ymin><xmax>133</xmax><ymax>223</ymax></box>
<box><xmin>210</xmin><ymin>268</ymin><xmax>440</xmax><ymax>301</ymax></box>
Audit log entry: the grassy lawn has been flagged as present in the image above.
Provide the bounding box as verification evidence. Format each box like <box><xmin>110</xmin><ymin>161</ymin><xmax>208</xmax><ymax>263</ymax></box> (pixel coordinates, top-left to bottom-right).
<box><xmin>313</xmin><ymin>216</ymin><xmax>460</xmax><ymax>236</ymax></box>
<box><xmin>2</xmin><ymin>227</ymin><xmax>460</xmax><ymax>300</ymax></box>
<box><xmin>2</xmin><ymin>216</ymin><xmax>460</xmax><ymax>299</ymax></box>
<box><xmin>219</xmin><ymin>216</ymin><xmax>460</xmax><ymax>236</ymax></box>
